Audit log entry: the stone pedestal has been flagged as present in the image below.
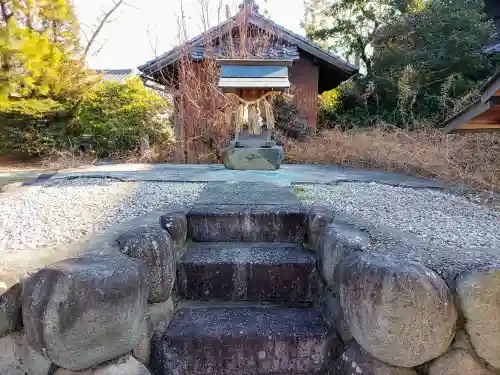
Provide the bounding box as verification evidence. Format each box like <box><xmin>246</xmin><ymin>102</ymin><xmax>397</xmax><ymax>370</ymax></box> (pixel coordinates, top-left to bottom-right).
<box><xmin>233</xmin><ymin>128</ymin><xmax>274</xmax><ymax>148</ymax></box>
<box><xmin>223</xmin><ymin>145</ymin><xmax>284</xmax><ymax>170</ymax></box>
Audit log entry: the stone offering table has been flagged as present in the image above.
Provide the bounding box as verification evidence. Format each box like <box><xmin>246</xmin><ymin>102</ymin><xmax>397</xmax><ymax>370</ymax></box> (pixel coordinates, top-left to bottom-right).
<box><xmin>225</xmin><ymin>128</ymin><xmax>284</xmax><ymax>170</ymax></box>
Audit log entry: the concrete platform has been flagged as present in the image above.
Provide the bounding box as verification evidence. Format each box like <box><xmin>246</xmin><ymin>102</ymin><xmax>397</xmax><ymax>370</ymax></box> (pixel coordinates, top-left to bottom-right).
<box><xmin>41</xmin><ymin>164</ymin><xmax>454</xmax><ymax>189</ymax></box>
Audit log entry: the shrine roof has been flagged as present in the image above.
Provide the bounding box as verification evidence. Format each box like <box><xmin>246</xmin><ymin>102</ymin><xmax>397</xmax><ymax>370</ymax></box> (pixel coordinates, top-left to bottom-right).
<box><xmin>137</xmin><ymin>11</ymin><xmax>358</xmax><ymax>80</ymax></box>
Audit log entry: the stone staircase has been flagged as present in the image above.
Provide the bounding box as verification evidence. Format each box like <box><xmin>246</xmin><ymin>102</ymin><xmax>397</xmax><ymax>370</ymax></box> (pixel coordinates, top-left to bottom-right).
<box><xmin>11</xmin><ymin>180</ymin><xmax>488</xmax><ymax>375</ymax></box>
<box><xmin>151</xmin><ymin>182</ymin><xmax>333</xmax><ymax>375</ymax></box>
<box><xmin>177</xmin><ymin>242</ymin><xmax>318</xmax><ymax>301</ymax></box>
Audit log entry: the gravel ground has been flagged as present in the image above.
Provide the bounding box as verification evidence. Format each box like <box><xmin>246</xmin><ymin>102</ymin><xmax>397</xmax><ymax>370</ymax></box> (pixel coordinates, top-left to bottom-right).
<box><xmin>299</xmin><ymin>182</ymin><xmax>500</xmax><ymax>251</ymax></box>
<box><xmin>3</xmin><ymin>177</ymin><xmax>500</xmax><ymax>264</ymax></box>
<box><xmin>0</xmin><ymin>178</ymin><xmax>205</xmax><ymax>252</ymax></box>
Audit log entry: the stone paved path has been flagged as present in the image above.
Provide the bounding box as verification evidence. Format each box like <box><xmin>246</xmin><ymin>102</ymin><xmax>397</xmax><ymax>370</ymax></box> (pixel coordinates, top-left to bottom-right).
<box><xmin>194</xmin><ymin>181</ymin><xmax>301</xmax><ymax>205</ymax></box>
<box><xmin>39</xmin><ymin>164</ymin><xmax>450</xmax><ymax>189</ymax></box>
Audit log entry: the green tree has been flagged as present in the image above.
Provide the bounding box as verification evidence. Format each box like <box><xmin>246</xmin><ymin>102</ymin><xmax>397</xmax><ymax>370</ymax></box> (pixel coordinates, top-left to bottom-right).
<box><xmin>375</xmin><ymin>0</ymin><xmax>498</xmax><ymax>92</ymax></box>
<box><xmin>371</xmin><ymin>0</ymin><xmax>500</xmax><ymax>124</ymax></box>
<box><xmin>312</xmin><ymin>0</ymin><xmax>500</xmax><ymax>128</ymax></box>
<box><xmin>307</xmin><ymin>0</ymin><xmax>417</xmax><ymax>74</ymax></box>
<box><xmin>0</xmin><ymin>0</ymin><xmax>88</xmax><ymax>99</ymax></box>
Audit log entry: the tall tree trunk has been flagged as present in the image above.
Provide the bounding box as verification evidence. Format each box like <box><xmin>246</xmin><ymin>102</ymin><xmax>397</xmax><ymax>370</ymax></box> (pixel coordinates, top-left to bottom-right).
<box><xmin>359</xmin><ymin>43</ymin><xmax>372</xmax><ymax>75</ymax></box>
<box><xmin>363</xmin><ymin>55</ymin><xmax>372</xmax><ymax>75</ymax></box>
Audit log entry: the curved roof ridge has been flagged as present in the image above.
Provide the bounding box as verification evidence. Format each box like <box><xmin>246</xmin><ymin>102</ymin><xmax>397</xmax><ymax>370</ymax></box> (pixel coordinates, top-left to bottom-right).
<box><xmin>137</xmin><ymin>12</ymin><xmax>358</xmax><ymax>77</ymax></box>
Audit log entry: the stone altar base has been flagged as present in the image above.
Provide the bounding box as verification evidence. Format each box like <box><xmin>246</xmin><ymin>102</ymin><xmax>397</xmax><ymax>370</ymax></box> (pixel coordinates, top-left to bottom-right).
<box><xmin>223</xmin><ymin>145</ymin><xmax>284</xmax><ymax>170</ymax></box>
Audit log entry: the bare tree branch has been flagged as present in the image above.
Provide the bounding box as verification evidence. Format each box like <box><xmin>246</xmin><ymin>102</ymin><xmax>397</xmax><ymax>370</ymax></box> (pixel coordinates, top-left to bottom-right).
<box><xmin>122</xmin><ymin>2</ymin><xmax>139</xmax><ymax>10</ymax></box>
<box><xmin>92</xmin><ymin>39</ymin><xmax>109</xmax><ymax>57</ymax></box>
<box><xmin>146</xmin><ymin>27</ymin><xmax>159</xmax><ymax>57</ymax></box>
<box><xmin>177</xmin><ymin>0</ymin><xmax>188</xmax><ymax>43</ymax></box>
<box><xmin>0</xmin><ymin>0</ymin><xmax>12</xmax><ymax>24</ymax></box>
<box><xmin>80</xmin><ymin>27</ymin><xmax>90</xmax><ymax>45</ymax></box>
<box><xmin>0</xmin><ymin>0</ymin><xmax>13</xmax><ymax>71</ymax></box>
<box><xmin>83</xmin><ymin>0</ymin><xmax>126</xmax><ymax>57</ymax></box>
<box><xmin>197</xmin><ymin>0</ymin><xmax>210</xmax><ymax>31</ymax></box>
<box><xmin>216</xmin><ymin>0</ymin><xmax>223</xmax><ymax>25</ymax></box>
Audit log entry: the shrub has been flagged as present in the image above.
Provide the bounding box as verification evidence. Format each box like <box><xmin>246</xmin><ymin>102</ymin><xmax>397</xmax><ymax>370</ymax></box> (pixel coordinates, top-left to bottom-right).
<box><xmin>273</xmin><ymin>96</ymin><xmax>311</xmax><ymax>140</ymax></box>
<box><xmin>0</xmin><ymin>97</ymin><xmax>73</xmax><ymax>156</ymax></box>
<box><xmin>75</xmin><ymin>77</ymin><xmax>175</xmax><ymax>156</ymax></box>
<box><xmin>318</xmin><ymin>88</ymin><xmax>342</xmax><ymax>129</ymax></box>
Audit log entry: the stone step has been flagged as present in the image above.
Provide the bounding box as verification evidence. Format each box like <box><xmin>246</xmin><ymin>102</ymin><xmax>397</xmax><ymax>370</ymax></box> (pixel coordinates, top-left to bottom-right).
<box><xmin>177</xmin><ymin>242</ymin><xmax>319</xmax><ymax>302</ymax></box>
<box><xmin>187</xmin><ymin>204</ymin><xmax>307</xmax><ymax>242</ymax></box>
<box><xmin>151</xmin><ymin>304</ymin><xmax>333</xmax><ymax>375</ymax></box>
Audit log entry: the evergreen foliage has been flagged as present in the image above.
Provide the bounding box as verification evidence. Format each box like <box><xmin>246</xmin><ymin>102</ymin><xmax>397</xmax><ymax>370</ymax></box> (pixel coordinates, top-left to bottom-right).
<box><xmin>76</xmin><ymin>77</ymin><xmax>174</xmax><ymax>156</ymax></box>
<box><xmin>311</xmin><ymin>0</ymin><xmax>500</xmax><ymax>128</ymax></box>
<box><xmin>0</xmin><ymin>0</ymin><xmax>88</xmax><ymax>99</ymax></box>
<box><xmin>0</xmin><ymin>0</ymin><xmax>173</xmax><ymax>157</ymax></box>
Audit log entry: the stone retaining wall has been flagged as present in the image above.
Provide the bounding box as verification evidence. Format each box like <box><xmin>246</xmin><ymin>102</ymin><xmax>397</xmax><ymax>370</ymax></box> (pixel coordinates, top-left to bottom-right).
<box><xmin>1</xmin><ymin>203</ymin><xmax>499</xmax><ymax>375</ymax></box>
<box><xmin>309</xmin><ymin>204</ymin><xmax>500</xmax><ymax>375</ymax></box>
<box><xmin>0</xmin><ymin>211</ymin><xmax>185</xmax><ymax>375</ymax></box>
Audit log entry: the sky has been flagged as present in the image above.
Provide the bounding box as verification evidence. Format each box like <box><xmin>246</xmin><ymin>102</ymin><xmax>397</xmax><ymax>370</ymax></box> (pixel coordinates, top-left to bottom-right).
<box><xmin>74</xmin><ymin>0</ymin><xmax>307</xmax><ymax>69</ymax></box>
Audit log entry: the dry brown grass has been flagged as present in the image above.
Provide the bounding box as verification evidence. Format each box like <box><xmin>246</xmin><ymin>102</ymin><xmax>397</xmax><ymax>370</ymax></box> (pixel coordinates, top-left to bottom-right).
<box><xmin>33</xmin><ymin>126</ymin><xmax>500</xmax><ymax>195</ymax></box>
<box><xmin>284</xmin><ymin>126</ymin><xmax>500</xmax><ymax>192</ymax></box>
<box><xmin>39</xmin><ymin>151</ymin><xmax>99</xmax><ymax>170</ymax></box>
<box><xmin>119</xmin><ymin>141</ymin><xmax>221</xmax><ymax>164</ymax></box>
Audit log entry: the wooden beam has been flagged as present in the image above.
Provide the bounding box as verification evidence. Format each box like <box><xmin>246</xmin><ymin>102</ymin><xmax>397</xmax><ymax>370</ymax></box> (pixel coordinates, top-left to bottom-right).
<box><xmin>443</xmin><ymin>100</ymin><xmax>492</xmax><ymax>133</ymax></box>
<box><xmin>459</xmin><ymin>122</ymin><xmax>500</xmax><ymax>129</ymax></box>
<box><xmin>481</xmin><ymin>74</ymin><xmax>500</xmax><ymax>103</ymax></box>
<box><xmin>217</xmin><ymin>58</ymin><xmax>293</xmax><ymax>66</ymax></box>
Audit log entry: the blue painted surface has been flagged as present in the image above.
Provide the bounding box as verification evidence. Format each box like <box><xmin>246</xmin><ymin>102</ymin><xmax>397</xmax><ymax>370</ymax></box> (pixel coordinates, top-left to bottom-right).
<box><xmin>220</xmin><ymin>65</ymin><xmax>288</xmax><ymax>78</ymax></box>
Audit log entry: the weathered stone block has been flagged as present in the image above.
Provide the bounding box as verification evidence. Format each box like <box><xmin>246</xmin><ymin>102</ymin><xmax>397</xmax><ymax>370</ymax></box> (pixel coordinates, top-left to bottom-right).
<box><xmin>146</xmin><ymin>298</ymin><xmax>175</xmax><ymax>334</ymax></box>
<box><xmin>339</xmin><ymin>253</ymin><xmax>457</xmax><ymax>367</ymax></box>
<box><xmin>187</xmin><ymin>204</ymin><xmax>307</xmax><ymax>243</ymax></box>
<box><xmin>334</xmin><ymin>341</ymin><xmax>417</xmax><ymax>375</ymax></box>
<box><xmin>449</xmin><ymin>330</ymin><xmax>472</xmax><ymax>351</ymax></box>
<box><xmin>159</xmin><ymin>210</ymin><xmax>187</xmax><ymax>254</ymax></box>
<box><xmin>151</xmin><ymin>305</ymin><xmax>333</xmax><ymax>375</ymax></box>
<box><xmin>0</xmin><ymin>331</ymin><xmax>55</xmax><ymax>375</ymax></box>
<box><xmin>133</xmin><ymin>320</ymin><xmax>151</xmax><ymax>366</ymax></box>
<box><xmin>0</xmin><ymin>283</ymin><xmax>22</xmax><ymax>337</ymax></box>
<box><xmin>178</xmin><ymin>242</ymin><xmax>319</xmax><ymax>301</ymax></box>
<box><xmin>133</xmin><ymin>298</ymin><xmax>176</xmax><ymax>366</ymax></box>
<box><xmin>22</xmin><ymin>255</ymin><xmax>149</xmax><ymax>371</ymax></box>
<box><xmin>427</xmin><ymin>349</ymin><xmax>495</xmax><ymax>375</ymax></box>
<box><xmin>307</xmin><ymin>204</ymin><xmax>336</xmax><ymax>252</ymax></box>
<box><xmin>117</xmin><ymin>225</ymin><xmax>175</xmax><ymax>303</ymax></box>
<box><xmin>54</xmin><ymin>355</ymin><xmax>151</xmax><ymax>375</ymax></box>
<box><xmin>319</xmin><ymin>288</ymin><xmax>352</xmax><ymax>343</ymax></box>
<box><xmin>456</xmin><ymin>265</ymin><xmax>500</xmax><ymax>370</ymax></box>
<box><xmin>318</xmin><ymin>221</ymin><xmax>371</xmax><ymax>287</ymax></box>
<box><xmin>223</xmin><ymin>145</ymin><xmax>284</xmax><ymax>170</ymax></box>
